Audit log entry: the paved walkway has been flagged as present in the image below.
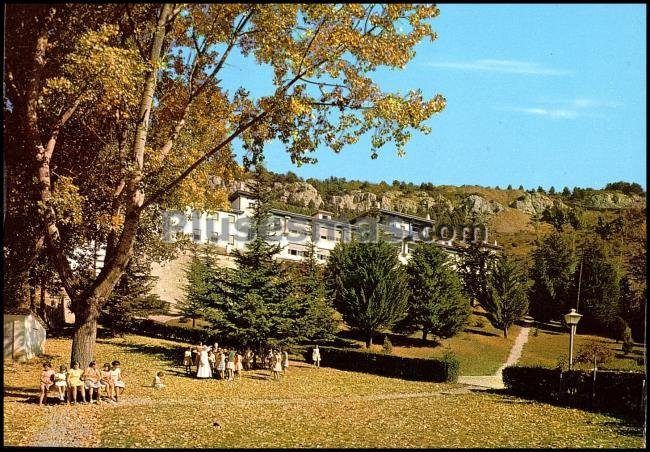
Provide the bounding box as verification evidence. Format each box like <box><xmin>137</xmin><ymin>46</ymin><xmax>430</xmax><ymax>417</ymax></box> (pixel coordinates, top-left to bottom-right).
<box><xmin>458</xmin><ymin>326</ymin><xmax>531</xmax><ymax>390</ymax></box>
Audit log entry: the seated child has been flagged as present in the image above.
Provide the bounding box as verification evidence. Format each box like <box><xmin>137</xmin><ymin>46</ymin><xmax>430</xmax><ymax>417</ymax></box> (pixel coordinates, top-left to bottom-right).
<box><xmin>67</xmin><ymin>361</ymin><xmax>85</xmax><ymax>404</ymax></box>
<box><xmin>54</xmin><ymin>365</ymin><xmax>68</xmax><ymax>403</ymax></box>
<box><xmin>39</xmin><ymin>362</ymin><xmax>55</xmax><ymax>406</ymax></box>
<box><xmin>83</xmin><ymin>361</ymin><xmax>102</xmax><ymax>404</ymax></box>
<box><xmin>100</xmin><ymin>363</ymin><xmax>115</xmax><ymax>402</ymax></box>
<box><xmin>153</xmin><ymin>371</ymin><xmax>165</xmax><ymax>389</ymax></box>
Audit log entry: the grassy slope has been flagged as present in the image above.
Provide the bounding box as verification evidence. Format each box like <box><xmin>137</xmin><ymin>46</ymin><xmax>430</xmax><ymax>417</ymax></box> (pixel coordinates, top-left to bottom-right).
<box><xmin>4</xmin><ymin>334</ymin><xmax>643</xmax><ymax>448</ymax></box>
<box><xmin>518</xmin><ymin>327</ymin><xmax>646</xmax><ymax>371</ymax></box>
<box><xmin>342</xmin><ymin>310</ymin><xmax>521</xmax><ymax>376</ymax></box>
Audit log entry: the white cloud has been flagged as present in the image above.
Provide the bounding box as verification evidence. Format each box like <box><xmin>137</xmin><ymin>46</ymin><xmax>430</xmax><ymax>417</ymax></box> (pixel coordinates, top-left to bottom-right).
<box><xmin>425</xmin><ymin>59</ymin><xmax>571</xmax><ymax>76</ymax></box>
<box><xmin>517</xmin><ymin>108</ymin><xmax>579</xmax><ymax>119</ymax></box>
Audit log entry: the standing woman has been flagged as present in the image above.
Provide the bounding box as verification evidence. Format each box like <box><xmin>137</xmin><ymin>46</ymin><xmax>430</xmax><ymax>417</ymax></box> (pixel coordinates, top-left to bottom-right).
<box><xmin>196</xmin><ymin>345</ymin><xmax>213</xmax><ymax>379</ymax></box>
<box><xmin>67</xmin><ymin>361</ymin><xmax>85</xmax><ymax>404</ymax></box>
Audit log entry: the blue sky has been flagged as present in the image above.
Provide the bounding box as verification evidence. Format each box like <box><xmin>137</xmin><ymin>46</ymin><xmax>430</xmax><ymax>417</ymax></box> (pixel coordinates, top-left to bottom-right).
<box><xmin>221</xmin><ymin>4</ymin><xmax>646</xmax><ymax>190</ymax></box>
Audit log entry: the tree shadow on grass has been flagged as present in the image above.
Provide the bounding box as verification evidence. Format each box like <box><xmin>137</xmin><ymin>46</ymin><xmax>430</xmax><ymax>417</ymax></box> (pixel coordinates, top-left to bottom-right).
<box><xmin>96</xmin><ymin>340</ymin><xmax>182</xmax><ymax>366</ymax></box>
<box><xmin>463</xmin><ymin>328</ymin><xmax>499</xmax><ymax>338</ymax></box>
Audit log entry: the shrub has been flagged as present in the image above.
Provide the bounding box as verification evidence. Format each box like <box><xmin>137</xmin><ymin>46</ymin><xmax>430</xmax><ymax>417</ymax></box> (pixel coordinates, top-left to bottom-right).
<box><xmin>382</xmin><ymin>336</ymin><xmax>393</xmax><ymax>355</ymax></box>
<box><xmin>622</xmin><ymin>327</ymin><xmax>634</xmax><ymax>355</ymax></box>
<box><xmin>503</xmin><ymin>365</ymin><xmax>645</xmax><ymax>421</ymax></box>
<box><xmin>302</xmin><ymin>346</ymin><xmax>459</xmax><ymax>382</ymax></box>
<box><xmin>575</xmin><ymin>340</ymin><xmax>614</xmax><ymax>367</ymax></box>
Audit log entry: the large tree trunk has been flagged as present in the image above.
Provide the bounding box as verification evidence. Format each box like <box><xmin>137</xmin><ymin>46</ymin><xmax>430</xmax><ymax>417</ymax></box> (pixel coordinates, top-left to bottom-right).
<box><xmin>422</xmin><ymin>329</ymin><xmax>428</xmax><ymax>342</ymax></box>
<box><xmin>70</xmin><ymin>301</ymin><xmax>101</xmax><ymax>366</ymax></box>
<box><xmin>503</xmin><ymin>326</ymin><xmax>508</xmax><ymax>338</ymax></box>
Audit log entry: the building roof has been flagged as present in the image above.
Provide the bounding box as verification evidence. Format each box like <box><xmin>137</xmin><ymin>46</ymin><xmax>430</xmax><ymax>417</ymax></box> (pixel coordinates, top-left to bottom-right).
<box><xmin>228</xmin><ymin>189</ymin><xmax>255</xmax><ymax>202</ymax></box>
<box><xmin>4</xmin><ymin>307</ymin><xmax>47</xmax><ymax>328</ymax></box>
<box><xmin>269</xmin><ymin>208</ymin><xmax>355</xmax><ymax>228</ymax></box>
<box><xmin>351</xmin><ymin>208</ymin><xmax>435</xmax><ymax>225</ymax></box>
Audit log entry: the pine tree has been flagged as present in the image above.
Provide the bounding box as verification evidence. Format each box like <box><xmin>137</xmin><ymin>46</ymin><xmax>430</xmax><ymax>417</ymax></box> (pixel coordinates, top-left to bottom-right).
<box><xmin>457</xmin><ymin>242</ymin><xmax>496</xmax><ymax>308</ymax></box>
<box><xmin>562</xmin><ymin>186</ymin><xmax>571</xmax><ymax>196</ymax></box>
<box><xmin>402</xmin><ymin>243</ymin><xmax>470</xmax><ymax>341</ymax></box>
<box><xmin>483</xmin><ymin>255</ymin><xmax>530</xmax><ymax>338</ymax></box>
<box><xmin>549</xmin><ymin>186</ymin><xmax>556</xmax><ymax>195</ymax></box>
<box><xmin>529</xmin><ymin>232</ymin><xmax>577</xmax><ymax>322</ymax></box>
<box><xmin>537</xmin><ymin>186</ymin><xmax>545</xmax><ymax>193</ymax></box>
<box><xmin>325</xmin><ymin>240</ymin><xmax>409</xmax><ymax>347</ymax></box>
<box><xmin>507</xmin><ymin>184</ymin><xmax>513</xmax><ymax>190</ymax></box>
<box><xmin>179</xmin><ymin>246</ymin><xmax>218</xmax><ymax>327</ymax></box>
<box><xmin>202</xmin><ymin>165</ymin><xmax>302</xmax><ymax>351</ymax></box>
<box><xmin>518</xmin><ymin>185</ymin><xmax>524</xmax><ymax>191</ymax></box>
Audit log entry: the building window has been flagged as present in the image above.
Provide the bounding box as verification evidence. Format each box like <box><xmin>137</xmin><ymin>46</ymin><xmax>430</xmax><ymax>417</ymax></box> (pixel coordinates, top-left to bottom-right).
<box><xmin>289</xmin><ymin>249</ymin><xmax>298</xmax><ymax>256</ymax></box>
<box><xmin>229</xmin><ymin>235</ymin><xmax>235</xmax><ymax>245</ymax></box>
<box><xmin>193</xmin><ymin>231</ymin><xmax>201</xmax><ymax>241</ymax></box>
<box><xmin>210</xmin><ymin>233</ymin><xmax>219</xmax><ymax>243</ymax></box>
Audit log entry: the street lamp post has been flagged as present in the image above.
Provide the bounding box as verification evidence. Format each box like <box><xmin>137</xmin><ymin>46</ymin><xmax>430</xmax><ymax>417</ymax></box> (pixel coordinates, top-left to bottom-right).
<box><xmin>564</xmin><ymin>308</ymin><xmax>583</xmax><ymax>370</ymax></box>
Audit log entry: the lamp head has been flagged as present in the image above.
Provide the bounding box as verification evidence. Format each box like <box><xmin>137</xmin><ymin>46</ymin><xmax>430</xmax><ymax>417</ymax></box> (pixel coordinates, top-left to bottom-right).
<box><xmin>564</xmin><ymin>308</ymin><xmax>582</xmax><ymax>326</ymax></box>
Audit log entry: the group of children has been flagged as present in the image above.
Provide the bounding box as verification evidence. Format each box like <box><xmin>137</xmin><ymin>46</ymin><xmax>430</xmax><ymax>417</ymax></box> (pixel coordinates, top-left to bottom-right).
<box><xmin>39</xmin><ymin>360</ymin><xmax>125</xmax><ymax>406</ymax></box>
<box><xmin>182</xmin><ymin>343</ymin><xmax>293</xmax><ymax>381</ymax></box>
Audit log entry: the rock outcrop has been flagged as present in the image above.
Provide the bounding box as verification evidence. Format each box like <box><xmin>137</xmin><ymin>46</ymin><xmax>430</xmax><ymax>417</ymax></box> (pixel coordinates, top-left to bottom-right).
<box><xmin>274</xmin><ymin>182</ymin><xmax>324</xmax><ymax>209</ymax></box>
<box><xmin>463</xmin><ymin>194</ymin><xmax>504</xmax><ymax>215</ymax></box>
<box><xmin>511</xmin><ymin>192</ymin><xmax>560</xmax><ymax>216</ymax></box>
<box><xmin>581</xmin><ymin>192</ymin><xmax>638</xmax><ymax>209</ymax></box>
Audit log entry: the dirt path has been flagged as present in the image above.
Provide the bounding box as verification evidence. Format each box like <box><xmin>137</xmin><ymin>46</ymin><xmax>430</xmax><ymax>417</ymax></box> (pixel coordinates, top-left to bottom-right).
<box><xmin>458</xmin><ymin>326</ymin><xmax>531</xmax><ymax>390</ymax></box>
<box><xmin>29</xmin><ymin>403</ymin><xmax>98</xmax><ymax>447</ymax></box>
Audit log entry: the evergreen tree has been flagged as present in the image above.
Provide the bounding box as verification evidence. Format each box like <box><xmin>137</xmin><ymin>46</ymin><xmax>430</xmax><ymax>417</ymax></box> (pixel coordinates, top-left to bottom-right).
<box><xmin>483</xmin><ymin>255</ymin><xmax>530</xmax><ymax>338</ymax></box>
<box><xmin>529</xmin><ymin>232</ymin><xmax>577</xmax><ymax>323</ymax></box>
<box><xmin>179</xmin><ymin>246</ymin><xmax>217</xmax><ymax>327</ymax></box>
<box><xmin>537</xmin><ymin>186</ymin><xmax>545</xmax><ymax>193</ymax></box>
<box><xmin>285</xmin><ymin>241</ymin><xmax>339</xmax><ymax>341</ymax></box>
<box><xmin>575</xmin><ymin>238</ymin><xmax>621</xmax><ymax>335</ymax></box>
<box><xmin>402</xmin><ymin>243</ymin><xmax>470</xmax><ymax>341</ymax></box>
<box><xmin>549</xmin><ymin>186</ymin><xmax>556</xmax><ymax>195</ymax></box>
<box><xmin>457</xmin><ymin>242</ymin><xmax>496</xmax><ymax>308</ymax></box>
<box><xmin>562</xmin><ymin>186</ymin><xmax>571</xmax><ymax>196</ymax></box>
<box><xmin>518</xmin><ymin>185</ymin><xmax>524</xmax><ymax>191</ymax></box>
<box><xmin>102</xmin><ymin>253</ymin><xmax>169</xmax><ymax>334</ymax></box>
<box><xmin>507</xmin><ymin>184</ymin><xmax>513</xmax><ymax>190</ymax></box>
<box><xmin>203</xmin><ymin>165</ymin><xmax>302</xmax><ymax>350</ymax></box>
<box><xmin>325</xmin><ymin>240</ymin><xmax>409</xmax><ymax>347</ymax></box>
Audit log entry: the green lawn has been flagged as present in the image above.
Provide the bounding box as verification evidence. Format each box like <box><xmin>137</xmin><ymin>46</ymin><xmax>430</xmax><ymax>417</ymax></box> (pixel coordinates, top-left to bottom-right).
<box><xmin>3</xmin><ymin>334</ymin><xmax>643</xmax><ymax>448</ymax></box>
<box><xmin>519</xmin><ymin>327</ymin><xmax>645</xmax><ymax>371</ymax></box>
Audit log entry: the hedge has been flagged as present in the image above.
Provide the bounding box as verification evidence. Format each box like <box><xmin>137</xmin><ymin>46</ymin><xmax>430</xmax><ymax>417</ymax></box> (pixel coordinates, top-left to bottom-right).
<box><xmin>502</xmin><ymin>365</ymin><xmax>646</xmax><ymax>421</ymax></box>
<box><xmin>122</xmin><ymin>318</ymin><xmax>216</xmax><ymax>345</ymax></box>
<box><xmin>302</xmin><ymin>346</ymin><xmax>459</xmax><ymax>382</ymax></box>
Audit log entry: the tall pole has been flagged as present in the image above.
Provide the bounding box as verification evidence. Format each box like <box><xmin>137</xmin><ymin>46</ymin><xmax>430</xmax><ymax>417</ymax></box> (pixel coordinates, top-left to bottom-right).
<box><xmin>576</xmin><ymin>256</ymin><xmax>583</xmax><ymax>312</ymax></box>
<box><xmin>569</xmin><ymin>324</ymin><xmax>576</xmax><ymax>370</ymax></box>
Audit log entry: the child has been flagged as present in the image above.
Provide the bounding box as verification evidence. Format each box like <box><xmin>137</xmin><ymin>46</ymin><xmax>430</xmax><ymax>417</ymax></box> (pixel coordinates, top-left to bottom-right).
<box><xmin>208</xmin><ymin>349</ymin><xmax>216</xmax><ymax>372</ymax></box>
<box><xmin>83</xmin><ymin>361</ymin><xmax>102</xmax><ymax>404</ymax></box>
<box><xmin>282</xmin><ymin>350</ymin><xmax>289</xmax><ymax>374</ymax></box>
<box><xmin>153</xmin><ymin>371</ymin><xmax>165</xmax><ymax>389</ymax></box>
<box><xmin>226</xmin><ymin>350</ymin><xmax>235</xmax><ymax>381</ymax></box>
<box><xmin>273</xmin><ymin>350</ymin><xmax>283</xmax><ymax>381</ymax></box>
<box><xmin>312</xmin><ymin>345</ymin><xmax>321</xmax><ymax>368</ymax></box>
<box><xmin>216</xmin><ymin>350</ymin><xmax>226</xmax><ymax>380</ymax></box>
<box><xmin>39</xmin><ymin>362</ymin><xmax>55</xmax><ymax>406</ymax></box>
<box><xmin>100</xmin><ymin>363</ymin><xmax>115</xmax><ymax>402</ymax></box>
<box><xmin>54</xmin><ymin>364</ymin><xmax>68</xmax><ymax>403</ymax></box>
<box><xmin>110</xmin><ymin>360</ymin><xmax>125</xmax><ymax>401</ymax></box>
<box><xmin>67</xmin><ymin>361</ymin><xmax>86</xmax><ymax>404</ymax></box>
<box><xmin>183</xmin><ymin>347</ymin><xmax>193</xmax><ymax>375</ymax></box>
<box><xmin>234</xmin><ymin>352</ymin><xmax>243</xmax><ymax>379</ymax></box>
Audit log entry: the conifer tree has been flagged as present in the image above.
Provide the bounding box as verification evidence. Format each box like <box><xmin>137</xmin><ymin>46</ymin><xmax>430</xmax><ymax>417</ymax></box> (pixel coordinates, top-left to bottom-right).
<box><xmin>483</xmin><ymin>255</ymin><xmax>530</xmax><ymax>338</ymax></box>
<box><xmin>457</xmin><ymin>242</ymin><xmax>496</xmax><ymax>308</ymax></box>
<box><xmin>325</xmin><ymin>240</ymin><xmax>408</xmax><ymax>347</ymax></box>
<box><xmin>402</xmin><ymin>243</ymin><xmax>470</xmax><ymax>341</ymax></box>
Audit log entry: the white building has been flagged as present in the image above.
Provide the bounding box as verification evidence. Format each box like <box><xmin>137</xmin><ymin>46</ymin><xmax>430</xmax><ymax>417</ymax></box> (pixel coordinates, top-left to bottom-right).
<box><xmin>3</xmin><ymin>308</ymin><xmax>47</xmax><ymax>361</ymax></box>
<box><xmin>162</xmin><ymin>191</ymin><xmax>500</xmax><ymax>264</ymax></box>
